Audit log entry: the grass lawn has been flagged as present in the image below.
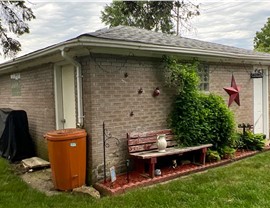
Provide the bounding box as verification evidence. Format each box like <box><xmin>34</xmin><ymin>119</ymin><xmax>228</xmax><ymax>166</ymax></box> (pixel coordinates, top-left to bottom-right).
<box><xmin>1</xmin><ymin>151</ymin><xmax>270</xmax><ymax>208</ymax></box>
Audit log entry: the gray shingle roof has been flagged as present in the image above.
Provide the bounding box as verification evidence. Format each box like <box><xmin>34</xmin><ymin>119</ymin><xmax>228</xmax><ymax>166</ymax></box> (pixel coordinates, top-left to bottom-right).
<box><xmin>80</xmin><ymin>26</ymin><xmax>269</xmax><ymax>57</ymax></box>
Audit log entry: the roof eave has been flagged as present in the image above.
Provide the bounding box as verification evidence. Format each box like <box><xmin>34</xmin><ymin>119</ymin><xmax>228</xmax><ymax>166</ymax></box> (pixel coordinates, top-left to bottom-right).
<box><xmin>1</xmin><ymin>37</ymin><xmax>270</xmax><ymax>73</ymax></box>
<box><xmin>78</xmin><ymin>37</ymin><xmax>270</xmax><ymax>64</ymax></box>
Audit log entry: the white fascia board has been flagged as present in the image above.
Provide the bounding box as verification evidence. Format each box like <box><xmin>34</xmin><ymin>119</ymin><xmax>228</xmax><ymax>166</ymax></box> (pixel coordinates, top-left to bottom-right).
<box><xmin>78</xmin><ymin>37</ymin><xmax>270</xmax><ymax>63</ymax></box>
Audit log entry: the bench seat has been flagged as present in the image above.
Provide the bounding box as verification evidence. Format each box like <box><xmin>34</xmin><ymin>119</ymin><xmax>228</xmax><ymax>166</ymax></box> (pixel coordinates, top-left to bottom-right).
<box><xmin>129</xmin><ymin>144</ymin><xmax>213</xmax><ymax>159</ymax></box>
<box><xmin>127</xmin><ymin>129</ymin><xmax>213</xmax><ymax>178</ymax></box>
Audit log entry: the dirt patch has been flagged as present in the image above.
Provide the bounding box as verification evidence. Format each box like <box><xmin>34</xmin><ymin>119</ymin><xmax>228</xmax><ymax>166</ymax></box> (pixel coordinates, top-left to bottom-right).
<box><xmin>20</xmin><ymin>168</ymin><xmax>59</xmax><ymax>196</ymax></box>
<box><xmin>11</xmin><ymin>163</ymin><xmax>100</xmax><ymax>198</ymax></box>
<box><xmin>10</xmin><ymin>163</ymin><xmax>59</xmax><ymax>196</ymax></box>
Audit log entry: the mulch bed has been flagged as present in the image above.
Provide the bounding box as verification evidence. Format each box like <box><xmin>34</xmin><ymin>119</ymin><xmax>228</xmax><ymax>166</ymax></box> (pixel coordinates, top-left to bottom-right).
<box><xmin>103</xmin><ymin>163</ymin><xmax>198</xmax><ymax>190</ymax></box>
<box><xmin>94</xmin><ymin>147</ymin><xmax>270</xmax><ymax>196</ymax></box>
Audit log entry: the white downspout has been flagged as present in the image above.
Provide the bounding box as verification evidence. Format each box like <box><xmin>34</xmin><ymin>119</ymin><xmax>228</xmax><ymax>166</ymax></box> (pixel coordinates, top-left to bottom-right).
<box><xmin>61</xmin><ymin>49</ymin><xmax>84</xmax><ymax>128</ymax></box>
<box><xmin>263</xmin><ymin>68</ymin><xmax>269</xmax><ymax>139</ymax></box>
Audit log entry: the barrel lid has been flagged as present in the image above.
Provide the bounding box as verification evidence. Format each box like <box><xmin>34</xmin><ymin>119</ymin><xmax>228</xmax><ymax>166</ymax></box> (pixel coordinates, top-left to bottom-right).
<box><xmin>45</xmin><ymin>128</ymin><xmax>87</xmax><ymax>141</ymax></box>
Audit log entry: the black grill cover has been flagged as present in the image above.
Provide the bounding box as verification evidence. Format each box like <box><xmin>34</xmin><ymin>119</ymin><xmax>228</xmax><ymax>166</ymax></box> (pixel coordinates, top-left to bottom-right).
<box><xmin>0</xmin><ymin>108</ymin><xmax>35</xmax><ymax>162</ymax></box>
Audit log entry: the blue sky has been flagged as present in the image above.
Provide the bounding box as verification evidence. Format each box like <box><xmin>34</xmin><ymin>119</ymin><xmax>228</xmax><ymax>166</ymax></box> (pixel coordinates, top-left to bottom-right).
<box><xmin>1</xmin><ymin>0</ymin><xmax>269</xmax><ymax>63</ymax></box>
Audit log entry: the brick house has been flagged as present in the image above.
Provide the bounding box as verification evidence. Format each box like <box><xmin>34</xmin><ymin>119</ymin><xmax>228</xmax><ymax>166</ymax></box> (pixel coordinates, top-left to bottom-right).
<box><xmin>0</xmin><ymin>26</ymin><xmax>270</xmax><ymax>184</ymax></box>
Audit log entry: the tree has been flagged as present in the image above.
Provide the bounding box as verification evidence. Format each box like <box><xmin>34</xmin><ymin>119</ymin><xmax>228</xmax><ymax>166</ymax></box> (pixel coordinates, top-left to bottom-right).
<box><xmin>0</xmin><ymin>1</ymin><xmax>35</xmax><ymax>57</ymax></box>
<box><xmin>101</xmin><ymin>1</ymin><xmax>200</xmax><ymax>35</ymax></box>
<box><xmin>254</xmin><ymin>17</ymin><xmax>270</xmax><ymax>53</ymax></box>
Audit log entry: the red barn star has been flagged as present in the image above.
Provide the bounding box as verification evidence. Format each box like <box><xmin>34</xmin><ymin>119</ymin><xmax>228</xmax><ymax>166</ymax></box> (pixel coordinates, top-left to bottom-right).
<box><xmin>223</xmin><ymin>75</ymin><xmax>240</xmax><ymax>107</ymax></box>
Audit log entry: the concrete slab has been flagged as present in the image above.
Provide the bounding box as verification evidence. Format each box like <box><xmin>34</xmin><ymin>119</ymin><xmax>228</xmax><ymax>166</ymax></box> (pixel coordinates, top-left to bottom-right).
<box><xmin>22</xmin><ymin>157</ymin><xmax>50</xmax><ymax>169</ymax></box>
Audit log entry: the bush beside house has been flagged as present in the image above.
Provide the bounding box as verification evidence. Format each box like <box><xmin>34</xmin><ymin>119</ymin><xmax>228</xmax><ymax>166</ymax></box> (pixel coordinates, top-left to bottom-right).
<box><xmin>164</xmin><ymin>56</ymin><xmax>265</xmax><ymax>160</ymax></box>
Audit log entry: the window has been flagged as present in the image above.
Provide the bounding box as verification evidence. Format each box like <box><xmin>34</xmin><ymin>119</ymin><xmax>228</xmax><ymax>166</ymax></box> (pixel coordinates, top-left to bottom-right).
<box><xmin>10</xmin><ymin>73</ymin><xmax>21</xmax><ymax>96</ymax></box>
<box><xmin>198</xmin><ymin>64</ymin><xmax>209</xmax><ymax>91</ymax></box>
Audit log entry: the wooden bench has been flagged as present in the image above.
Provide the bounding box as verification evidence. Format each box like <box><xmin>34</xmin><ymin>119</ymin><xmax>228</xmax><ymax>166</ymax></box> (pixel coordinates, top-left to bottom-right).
<box><xmin>127</xmin><ymin>129</ymin><xmax>212</xmax><ymax>178</ymax></box>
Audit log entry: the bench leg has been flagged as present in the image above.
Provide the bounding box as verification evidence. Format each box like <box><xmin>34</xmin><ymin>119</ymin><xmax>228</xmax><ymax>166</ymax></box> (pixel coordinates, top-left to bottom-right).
<box><xmin>149</xmin><ymin>157</ymin><xmax>157</xmax><ymax>178</ymax></box>
<box><xmin>134</xmin><ymin>158</ymin><xmax>157</xmax><ymax>178</ymax></box>
<box><xmin>200</xmin><ymin>148</ymin><xmax>207</xmax><ymax>165</ymax></box>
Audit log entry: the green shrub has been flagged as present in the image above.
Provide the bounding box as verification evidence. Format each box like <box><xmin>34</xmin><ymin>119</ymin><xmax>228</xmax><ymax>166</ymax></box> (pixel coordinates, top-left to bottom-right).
<box><xmin>164</xmin><ymin>56</ymin><xmax>236</xmax><ymax>152</ymax></box>
<box><xmin>230</xmin><ymin>132</ymin><xmax>244</xmax><ymax>149</ymax></box>
<box><xmin>220</xmin><ymin>146</ymin><xmax>236</xmax><ymax>159</ymax></box>
<box><xmin>169</xmin><ymin>92</ymin><xmax>235</xmax><ymax>149</ymax></box>
<box><xmin>239</xmin><ymin>130</ymin><xmax>266</xmax><ymax>151</ymax></box>
<box><xmin>207</xmin><ymin>149</ymin><xmax>221</xmax><ymax>162</ymax></box>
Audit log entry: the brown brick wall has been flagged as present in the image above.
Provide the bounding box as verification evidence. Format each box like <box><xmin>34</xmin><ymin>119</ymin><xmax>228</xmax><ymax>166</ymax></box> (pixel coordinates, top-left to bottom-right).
<box><xmin>81</xmin><ymin>54</ymin><xmax>175</xmax><ymax>182</ymax></box>
<box><xmin>81</xmin><ymin>57</ymin><xmax>256</xmax><ymax>183</ymax></box>
<box><xmin>209</xmin><ymin>64</ymin><xmax>254</xmax><ymax>126</ymax></box>
<box><xmin>0</xmin><ymin>64</ymin><xmax>55</xmax><ymax>159</ymax></box>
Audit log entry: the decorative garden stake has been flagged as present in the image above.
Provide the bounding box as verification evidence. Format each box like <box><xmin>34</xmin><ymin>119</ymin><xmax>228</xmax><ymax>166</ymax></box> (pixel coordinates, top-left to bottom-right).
<box><xmin>110</xmin><ymin>166</ymin><xmax>116</xmax><ymax>183</ymax></box>
<box><xmin>238</xmin><ymin>123</ymin><xmax>253</xmax><ymax>135</ymax></box>
<box><xmin>223</xmin><ymin>75</ymin><xmax>240</xmax><ymax>107</ymax></box>
<box><xmin>109</xmin><ymin>166</ymin><xmax>116</xmax><ymax>189</ymax></box>
<box><xmin>103</xmin><ymin>122</ymin><xmax>120</xmax><ymax>183</ymax></box>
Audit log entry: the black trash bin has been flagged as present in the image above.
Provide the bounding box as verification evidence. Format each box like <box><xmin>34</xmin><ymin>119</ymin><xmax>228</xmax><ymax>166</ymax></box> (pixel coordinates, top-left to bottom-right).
<box><xmin>0</xmin><ymin>108</ymin><xmax>35</xmax><ymax>162</ymax></box>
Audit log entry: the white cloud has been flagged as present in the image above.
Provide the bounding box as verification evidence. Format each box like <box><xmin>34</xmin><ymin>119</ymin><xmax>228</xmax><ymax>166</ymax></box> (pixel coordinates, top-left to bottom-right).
<box><xmin>187</xmin><ymin>1</ymin><xmax>270</xmax><ymax>49</ymax></box>
<box><xmin>16</xmin><ymin>2</ymin><xmax>107</xmax><ymax>57</ymax></box>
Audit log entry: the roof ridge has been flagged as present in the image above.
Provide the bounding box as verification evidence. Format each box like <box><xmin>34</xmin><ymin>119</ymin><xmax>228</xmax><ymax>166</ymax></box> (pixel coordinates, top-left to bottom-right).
<box><xmin>77</xmin><ymin>25</ymin><xmax>270</xmax><ymax>57</ymax></box>
<box><xmin>78</xmin><ymin>26</ymin><xmax>124</xmax><ymax>38</ymax></box>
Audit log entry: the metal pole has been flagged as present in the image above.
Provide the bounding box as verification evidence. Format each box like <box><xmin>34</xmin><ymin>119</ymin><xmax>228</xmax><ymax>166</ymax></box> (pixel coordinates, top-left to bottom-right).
<box><xmin>103</xmin><ymin>122</ymin><xmax>106</xmax><ymax>183</ymax></box>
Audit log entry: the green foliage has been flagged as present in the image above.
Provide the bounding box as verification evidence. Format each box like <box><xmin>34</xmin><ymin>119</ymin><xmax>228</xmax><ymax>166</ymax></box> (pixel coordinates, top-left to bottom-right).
<box><xmin>163</xmin><ymin>56</ymin><xmax>199</xmax><ymax>95</ymax></box>
<box><xmin>207</xmin><ymin>149</ymin><xmax>221</xmax><ymax>162</ymax></box>
<box><xmin>254</xmin><ymin>17</ymin><xmax>270</xmax><ymax>53</ymax></box>
<box><xmin>220</xmin><ymin>146</ymin><xmax>236</xmax><ymax>159</ymax></box>
<box><xmin>164</xmin><ymin>56</ymin><xmax>236</xmax><ymax>152</ymax></box>
<box><xmin>229</xmin><ymin>131</ymin><xmax>244</xmax><ymax>150</ymax></box>
<box><xmin>170</xmin><ymin>93</ymin><xmax>236</xmax><ymax>149</ymax></box>
<box><xmin>236</xmin><ymin>130</ymin><xmax>266</xmax><ymax>151</ymax></box>
<box><xmin>101</xmin><ymin>1</ymin><xmax>200</xmax><ymax>35</ymax></box>
<box><xmin>0</xmin><ymin>1</ymin><xmax>35</xmax><ymax>57</ymax></box>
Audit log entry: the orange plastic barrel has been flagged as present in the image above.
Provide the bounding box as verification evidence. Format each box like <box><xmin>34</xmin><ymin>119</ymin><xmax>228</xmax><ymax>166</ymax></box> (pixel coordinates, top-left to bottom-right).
<box><xmin>45</xmin><ymin>128</ymin><xmax>87</xmax><ymax>191</ymax></box>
